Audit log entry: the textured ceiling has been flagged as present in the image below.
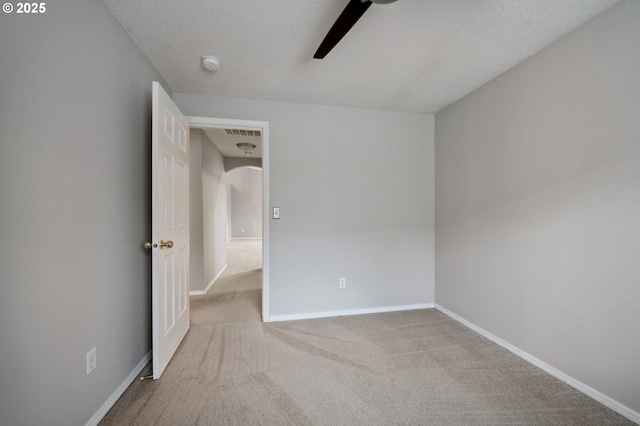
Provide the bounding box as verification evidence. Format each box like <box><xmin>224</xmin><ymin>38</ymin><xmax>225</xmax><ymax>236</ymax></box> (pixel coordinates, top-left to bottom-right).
<box><xmin>102</xmin><ymin>0</ymin><xmax>619</xmax><ymax>114</ymax></box>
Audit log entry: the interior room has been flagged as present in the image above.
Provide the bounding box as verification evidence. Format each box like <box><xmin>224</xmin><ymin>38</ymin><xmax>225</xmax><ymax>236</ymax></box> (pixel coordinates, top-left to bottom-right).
<box><xmin>0</xmin><ymin>0</ymin><xmax>638</xmax><ymax>424</ymax></box>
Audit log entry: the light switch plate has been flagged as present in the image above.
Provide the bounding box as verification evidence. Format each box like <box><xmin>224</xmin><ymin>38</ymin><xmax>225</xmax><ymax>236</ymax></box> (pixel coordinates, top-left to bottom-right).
<box><xmin>273</xmin><ymin>207</ymin><xmax>280</xmax><ymax>219</ymax></box>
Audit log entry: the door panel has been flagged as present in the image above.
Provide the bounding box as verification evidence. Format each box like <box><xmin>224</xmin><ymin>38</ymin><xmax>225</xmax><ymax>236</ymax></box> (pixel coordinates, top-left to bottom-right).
<box><xmin>152</xmin><ymin>82</ymin><xmax>190</xmax><ymax>379</ymax></box>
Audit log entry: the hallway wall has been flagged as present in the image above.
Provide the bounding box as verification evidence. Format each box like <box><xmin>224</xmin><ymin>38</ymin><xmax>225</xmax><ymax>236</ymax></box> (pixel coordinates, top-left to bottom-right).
<box><xmin>228</xmin><ymin>167</ymin><xmax>263</xmax><ymax>239</ymax></box>
<box><xmin>189</xmin><ymin>129</ymin><xmax>205</xmax><ymax>291</ymax></box>
<box><xmin>190</xmin><ymin>129</ymin><xmax>229</xmax><ymax>293</ymax></box>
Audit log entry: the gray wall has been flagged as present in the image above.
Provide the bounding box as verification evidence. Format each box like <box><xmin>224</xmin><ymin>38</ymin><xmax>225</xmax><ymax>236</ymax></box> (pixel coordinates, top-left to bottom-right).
<box><xmin>228</xmin><ymin>167</ymin><xmax>263</xmax><ymax>238</ymax></box>
<box><xmin>435</xmin><ymin>0</ymin><xmax>640</xmax><ymax>415</ymax></box>
<box><xmin>0</xmin><ymin>0</ymin><xmax>168</xmax><ymax>424</ymax></box>
<box><xmin>175</xmin><ymin>93</ymin><xmax>435</xmax><ymax>317</ymax></box>
<box><xmin>190</xmin><ymin>128</ymin><xmax>229</xmax><ymax>293</ymax></box>
<box><xmin>201</xmin><ymin>131</ymin><xmax>229</xmax><ymax>290</ymax></box>
<box><xmin>189</xmin><ymin>130</ymin><xmax>205</xmax><ymax>292</ymax></box>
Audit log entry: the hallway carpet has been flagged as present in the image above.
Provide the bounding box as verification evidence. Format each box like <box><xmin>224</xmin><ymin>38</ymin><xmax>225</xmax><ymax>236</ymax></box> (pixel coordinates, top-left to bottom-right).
<box><xmin>100</xmin><ymin>240</ymin><xmax>633</xmax><ymax>425</ymax></box>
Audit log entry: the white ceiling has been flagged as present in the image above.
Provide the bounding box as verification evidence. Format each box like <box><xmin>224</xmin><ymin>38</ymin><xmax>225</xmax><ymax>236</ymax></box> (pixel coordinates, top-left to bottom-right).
<box><xmin>102</xmin><ymin>0</ymin><xmax>619</xmax><ymax>114</ymax></box>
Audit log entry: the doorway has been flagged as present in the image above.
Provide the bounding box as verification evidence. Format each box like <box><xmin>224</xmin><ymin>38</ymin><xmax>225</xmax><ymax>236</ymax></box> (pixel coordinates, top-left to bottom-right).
<box><xmin>188</xmin><ymin>116</ymin><xmax>270</xmax><ymax>322</ymax></box>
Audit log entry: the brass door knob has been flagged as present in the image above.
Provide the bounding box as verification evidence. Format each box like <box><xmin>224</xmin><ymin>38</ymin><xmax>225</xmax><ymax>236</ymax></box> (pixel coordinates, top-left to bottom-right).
<box><xmin>159</xmin><ymin>240</ymin><xmax>174</xmax><ymax>249</ymax></box>
<box><xmin>144</xmin><ymin>241</ymin><xmax>174</xmax><ymax>249</ymax></box>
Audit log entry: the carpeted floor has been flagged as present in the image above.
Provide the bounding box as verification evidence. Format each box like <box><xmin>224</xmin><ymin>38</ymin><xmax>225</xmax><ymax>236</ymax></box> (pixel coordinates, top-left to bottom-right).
<box><xmin>100</xmin><ymin>239</ymin><xmax>633</xmax><ymax>425</ymax></box>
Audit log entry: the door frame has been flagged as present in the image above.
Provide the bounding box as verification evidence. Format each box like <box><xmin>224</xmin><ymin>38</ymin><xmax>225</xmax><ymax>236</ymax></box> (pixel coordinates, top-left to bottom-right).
<box><xmin>188</xmin><ymin>116</ymin><xmax>271</xmax><ymax>322</ymax></box>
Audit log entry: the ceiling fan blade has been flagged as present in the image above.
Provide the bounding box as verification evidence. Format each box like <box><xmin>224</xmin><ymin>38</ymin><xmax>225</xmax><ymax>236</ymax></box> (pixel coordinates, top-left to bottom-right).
<box><xmin>314</xmin><ymin>0</ymin><xmax>372</xmax><ymax>59</ymax></box>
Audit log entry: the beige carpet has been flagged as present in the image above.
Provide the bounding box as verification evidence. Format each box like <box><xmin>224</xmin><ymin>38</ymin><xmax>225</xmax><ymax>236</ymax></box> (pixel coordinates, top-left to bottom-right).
<box><xmin>101</xmin><ymin>239</ymin><xmax>633</xmax><ymax>425</ymax></box>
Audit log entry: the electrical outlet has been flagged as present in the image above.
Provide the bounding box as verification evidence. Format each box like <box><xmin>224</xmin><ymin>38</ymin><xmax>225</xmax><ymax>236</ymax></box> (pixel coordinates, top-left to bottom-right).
<box><xmin>339</xmin><ymin>278</ymin><xmax>346</xmax><ymax>289</ymax></box>
<box><xmin>86</xmin><ymin>347</ymin><xmax>97</xmax><ymax>375</ymax></box>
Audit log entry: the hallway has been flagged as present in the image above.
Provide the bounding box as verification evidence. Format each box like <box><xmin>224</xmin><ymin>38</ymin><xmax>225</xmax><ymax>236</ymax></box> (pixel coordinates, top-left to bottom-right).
<box><xmin>191</xmin><ymin>239</ymin><xmax>263</xmax><ymax>326</ymax></box>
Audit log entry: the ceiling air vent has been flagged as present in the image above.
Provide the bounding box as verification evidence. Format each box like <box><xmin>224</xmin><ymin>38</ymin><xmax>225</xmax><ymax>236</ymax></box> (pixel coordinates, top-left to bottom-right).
<box><xmin>223</xmin><ymin>128</ymin><xmax>261</xmax><ymax>137</ymax></box>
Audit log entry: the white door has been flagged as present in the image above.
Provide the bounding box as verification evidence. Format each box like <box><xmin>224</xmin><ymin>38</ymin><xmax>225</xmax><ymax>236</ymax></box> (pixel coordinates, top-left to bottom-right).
<box><xmin>151</xmin><ymin>82</ymin><xmax>190</xmax><ymax>379</ymax></box>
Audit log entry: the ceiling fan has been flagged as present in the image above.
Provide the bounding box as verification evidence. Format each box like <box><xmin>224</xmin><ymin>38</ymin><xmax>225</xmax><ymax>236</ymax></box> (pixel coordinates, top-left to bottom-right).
<box><xmin>314</xmin><ymin>0</ymin><xmax>399</xmax><ymax>59</ymax></box>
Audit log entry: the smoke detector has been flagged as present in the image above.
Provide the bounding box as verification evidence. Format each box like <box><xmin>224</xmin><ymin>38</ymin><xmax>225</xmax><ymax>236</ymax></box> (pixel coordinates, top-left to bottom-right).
<box><xmin>201</xmin><ymin>55</ymin><xmax>221</xmax><ymax>72</ymax></box>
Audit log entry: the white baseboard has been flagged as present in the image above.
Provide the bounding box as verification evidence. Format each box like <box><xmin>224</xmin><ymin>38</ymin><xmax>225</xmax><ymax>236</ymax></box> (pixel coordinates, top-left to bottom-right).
<box><xmin>189</xmin><ymin>264</ymin><xmax>228</xmax><ymax>296</ymax></box>
<box><xmin>86</xmin><ymin>351</ymin><xmax>151</xmax><ymax>426</ymax></box>
<box><xmin>268</xmin><ymin>303</ymin><xmax>434</xmax><ymax>322</ymax></box>
<box><xmin>435</xmin><ymin>304</ymin><xmax>640</xmax><ymax>425</ymax></box>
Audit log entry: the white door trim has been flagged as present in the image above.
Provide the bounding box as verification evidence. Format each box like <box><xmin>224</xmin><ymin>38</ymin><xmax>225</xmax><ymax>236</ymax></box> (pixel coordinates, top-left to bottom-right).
<box><xmin>188</xmin><ymin>116</ymin><xmax>271</xmax><ymax>322</ymax></box>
